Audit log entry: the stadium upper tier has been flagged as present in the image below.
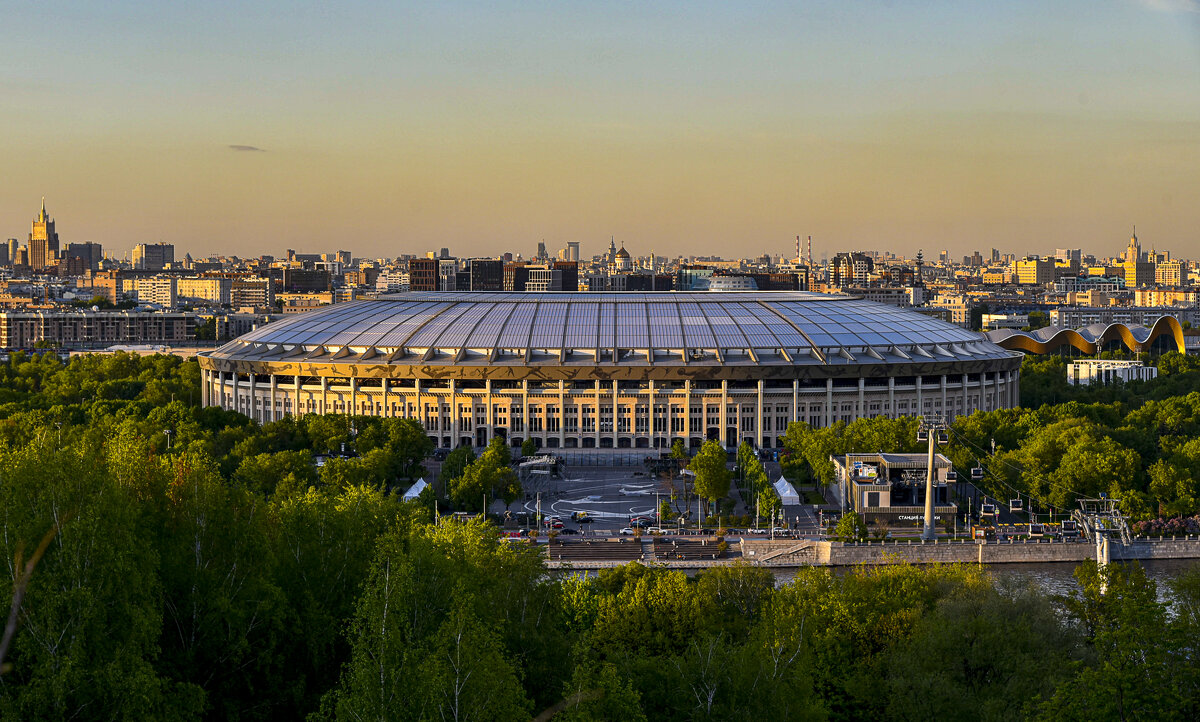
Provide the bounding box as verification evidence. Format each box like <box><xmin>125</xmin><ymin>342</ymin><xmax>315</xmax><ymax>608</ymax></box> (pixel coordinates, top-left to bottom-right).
<box><xmin>213</xmin><ymin>291</ymin><xmax>1011</xmax><ymax>370</ymax></box>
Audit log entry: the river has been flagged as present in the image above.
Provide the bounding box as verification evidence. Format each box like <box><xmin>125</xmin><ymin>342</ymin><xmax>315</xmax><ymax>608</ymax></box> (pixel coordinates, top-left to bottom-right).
<box><xmin>770</xmin><ymin>558</ymin><xmax>1199</xmax><ymax>605</ymax></box>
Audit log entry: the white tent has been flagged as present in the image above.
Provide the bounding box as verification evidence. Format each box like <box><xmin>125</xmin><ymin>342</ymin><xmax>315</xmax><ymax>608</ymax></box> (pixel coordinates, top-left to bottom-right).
<box><xmin>773</xmin><ymin>476</ymin><xmax>801</xmax><ymax>506</ymax></box>
<box><xmin>402</xmin><ymin>478</ymin><xmax>428</xmax><ymax>501</ymax></box>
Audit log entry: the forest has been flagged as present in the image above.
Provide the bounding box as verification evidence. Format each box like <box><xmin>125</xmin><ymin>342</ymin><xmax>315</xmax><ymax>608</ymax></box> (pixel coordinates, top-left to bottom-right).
<box><xmin>1</xmin><ymin>352</ymin><xmax>1199</xmax><ymax>720</ymax></box>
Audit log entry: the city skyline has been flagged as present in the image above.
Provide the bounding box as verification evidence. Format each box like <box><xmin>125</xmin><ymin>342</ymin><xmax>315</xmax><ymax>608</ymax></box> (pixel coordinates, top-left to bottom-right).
<box><xmin>2</xmin><ymin>1</ymin><xmax>1199</xmax><ymax>258</ymax></box>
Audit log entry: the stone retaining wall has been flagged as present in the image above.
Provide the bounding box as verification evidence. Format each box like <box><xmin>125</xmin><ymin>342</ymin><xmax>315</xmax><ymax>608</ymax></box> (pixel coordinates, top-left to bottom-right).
<box><xmin>740</xmin><ymin>537</ymin><xmax>1200</xmax><ymax>567</ymax></box>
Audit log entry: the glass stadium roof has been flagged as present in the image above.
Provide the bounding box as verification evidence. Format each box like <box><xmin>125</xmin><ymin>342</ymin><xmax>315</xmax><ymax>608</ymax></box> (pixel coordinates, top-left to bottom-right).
<box><xmin>221</xmin><ymin>292</ymin><xmax>1009</xmax><ymax>366</ymax></box>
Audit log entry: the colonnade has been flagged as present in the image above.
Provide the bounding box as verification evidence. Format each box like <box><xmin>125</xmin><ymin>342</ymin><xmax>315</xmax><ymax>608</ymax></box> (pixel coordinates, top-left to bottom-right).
<box><xmin>201</xmin><ymin>367</ymin><xmax>1020</xmax><ymax>450</ymax></box>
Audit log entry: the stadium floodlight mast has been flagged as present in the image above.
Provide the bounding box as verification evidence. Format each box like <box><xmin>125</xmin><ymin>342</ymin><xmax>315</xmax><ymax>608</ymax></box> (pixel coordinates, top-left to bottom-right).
<box><xmin>919</xmin><ymin>414</ymin><xmax>948</xmax><ymax>541</ymax></box>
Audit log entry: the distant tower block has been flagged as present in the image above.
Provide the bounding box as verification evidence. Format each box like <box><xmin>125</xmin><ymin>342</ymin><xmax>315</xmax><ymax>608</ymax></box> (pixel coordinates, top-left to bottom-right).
<box><xmin>29</xmin><ymin>197</ymin><xmax>60</xmax><ymax>270</ymax></box>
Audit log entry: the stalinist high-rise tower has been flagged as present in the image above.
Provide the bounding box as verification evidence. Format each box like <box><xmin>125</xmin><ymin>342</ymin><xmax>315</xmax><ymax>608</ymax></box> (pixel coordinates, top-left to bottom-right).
<box><xmin>29</xmin><ymin>197</ymin><xmax>60</xmax><ymax>270</ymax></box>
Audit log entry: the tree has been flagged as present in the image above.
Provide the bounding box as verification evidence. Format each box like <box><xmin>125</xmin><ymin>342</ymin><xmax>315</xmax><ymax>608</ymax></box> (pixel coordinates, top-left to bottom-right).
<box><xmin>689</xmin><ymin>441</ymin><xmax>731</xmax><ymax>511</ymax></box>
<box><xmin>330</xmin><ymin>519</ymin><xmax>559</xmax><ymax>718</ymax></box>
<box><xmin>522</xmin><ymin>437</ymin><xmax>538</xmax><ymax>457</ymax></box>
<box><xmin>671</xmin><ymin>438</ymin><xmax>688</xmax><ymax>461</ymax></box>
<box><xmin>1041</xmin><ymin>561</ymin><xmax>1177</xmax><ymax>720</ymax></box>
<box><xmin>555</xmin><ymin>657</ymin><xmax>647</xmax><ymax>722</ymax></box>
<box><xmin>834</xmin><ymin>512</ymin><xmax>868</xmax><ymax>541</ymax></box>
<box><xmin>441</xmin><ymin>445</ymin><xmax>476</xmax><ymax>487</ymax></box>
<box><xmin>885</xmin><ymin>582</ymin><xmax>1073</xmax><ymax>720</ymax></box>
<box><xmin>422</xmin><ymin>600</ymin><xmax>532</xmax><ymax>721</ymax></box>
<box><xmin>0</xmin><ymin>436</ymin><xmax>200</xmax><ymax>720</ymax></box>
<box><xmin>450</xmin><ymin>439</ymin><xmax>521</xmax><ymax>511</ymax></box>
<box><xmin>1026</xmin><ymin>310</ymin><xmax>1050</xmax><ymax>330</ymax></box>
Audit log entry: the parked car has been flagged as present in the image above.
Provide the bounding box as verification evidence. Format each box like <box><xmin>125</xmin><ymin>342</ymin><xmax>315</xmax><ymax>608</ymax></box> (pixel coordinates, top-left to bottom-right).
<box><xmin>619</xmin><ymin>527</ymin><xmax>636</xmax><ymax>536</ymax></box>
<box><xmin>544</xmin><ymin>519</ymin><xmax>564</xmax><ymax>529</ymax></box>
<box><xmin>577</xmin><ymin>515</ymin><xmax>595</xmax><ymax>524</ymax></box>
<box><xmin>559</xmin><ymin>528</ymin><xmax>580</xmax><ymax>535</ymax></box>
<box><xmin>630</xmin><ymin>519</ymin><xmax>651</xmax><ymax>528</ymax></box>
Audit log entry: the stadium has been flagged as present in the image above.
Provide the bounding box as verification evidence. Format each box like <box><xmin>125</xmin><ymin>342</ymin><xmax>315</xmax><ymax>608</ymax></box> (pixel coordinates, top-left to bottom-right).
<box><xmin>197</xmin><ymin>292</ymin><xmax>1023</xmax><ymax>450</ymax></box>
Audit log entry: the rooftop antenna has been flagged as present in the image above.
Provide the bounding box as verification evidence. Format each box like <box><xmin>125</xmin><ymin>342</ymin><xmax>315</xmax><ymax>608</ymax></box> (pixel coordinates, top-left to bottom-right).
<box><xmin>808</xmin><ymin>235</ymin><xmax>813</xmax><ymax>269</ymax></box>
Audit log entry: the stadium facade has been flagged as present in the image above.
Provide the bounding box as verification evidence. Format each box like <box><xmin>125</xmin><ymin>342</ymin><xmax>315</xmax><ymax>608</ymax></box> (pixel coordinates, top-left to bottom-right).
<box><xmin>197</xmin><ymin>292</ymin><xmax>1022</xmax><ymax>450</ymax></box>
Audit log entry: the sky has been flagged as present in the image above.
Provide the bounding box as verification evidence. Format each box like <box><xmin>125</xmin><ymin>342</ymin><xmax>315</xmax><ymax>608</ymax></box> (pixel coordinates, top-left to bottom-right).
<box><xmin>1</xmin><ymin>0</ymin><xmax>1199</xmax><ymax>261</ymax></box>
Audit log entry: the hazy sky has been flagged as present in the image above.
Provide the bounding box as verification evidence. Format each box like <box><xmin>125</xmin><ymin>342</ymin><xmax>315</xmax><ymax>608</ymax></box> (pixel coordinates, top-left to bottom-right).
<box><xmin>2</xmin><ymin>1</ymin><xmax>1199</xmax><ymax>261</ymax></box>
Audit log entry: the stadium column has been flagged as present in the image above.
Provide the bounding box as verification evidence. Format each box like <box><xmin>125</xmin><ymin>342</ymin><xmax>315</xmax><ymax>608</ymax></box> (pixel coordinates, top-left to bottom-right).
<box><xmin>293</xmin><ymin>375</ymin><xmax>301</xmax><ymax>418</ymax></box>
<box><xmin>720</xmin><ymin>380</ymin><xmax>728</xmax><ymax>447</ymax></box>
<box><xmin>612</xmin><ymin>379</ymin><xmax>620</xmax><ymax>448</ymax></box>
<box><xmin>994</xmin><ymin>371</ymin><xmax>1002</xmax><ymax>410</ymax></box>
<box><xmin>915</xmin><ymin>376</ymin><xmax>923</xmax><ymax>417</ymax></box>
<box><xmin>825</xmin><ymin>378</ymin><xmax>833</xmax><ymax>428</ymax></box>
<box><xmin>484</xmin><ymin>379</ymin><xmax>493</xmax><ymax>444</ymax></box>
<box><xmin>249</xmin><ymin>373</ymin><xmax>256</xmax><ymax>422</ymax></box>
<box><xmin>270</xmin><ymin>374</ymin><xmax>277</xmax><ymax>422</ymax></box>
<box><xmin>857</xmin><ymin>377</ymin><xmax>865</xmax><ymax>418</ymax></box>
<box><xmin>523</xmin><ymin>381</ymin><xmax>530</xmax><ymax>446</ymax></box>
<box><xmin>559</xmin><ymin>380</ymin><xmax>566</xmax><ymax>449</ymax></box>
<box><xmin>449</xmin><ymin>378</ymin><xmax>457</xmax><ymax>446</ymax></box>
<box><xmin>216</xmin><ymin>370</ymin><xmax>224</xmax><ymax>410</ymax></box>
<box><xmin>648</xmin><ymin>379</ymin><xmax>656</xmax><ymax>450</ymax></box>
<box><xmin>756</xmin><ymin>380</ymin><xmax>764</xmax><ymax>449</ymax></box>
<box><xmin>792</xmin><ymin>379</ymin><xmax>799</xmax><ymax>424</ymax></box>
<box><xmin>201</xmin><ymin>369</ymin><xmax>209</xmax><ymax>406</ymax></box>
<box><xmin>940</xmin><ymin>375</ymin><xmax>947</xmax><ymax>418</ymax></box>
<box><xmin>321</xmin><ymin>377</ymin><xmax>329</xmax><ymax>415</ymax></box>
<box><xmin>684</xmin><ymin>380</ymin><xmax>692</xmax><ymax>440</ymax></box>
<box><xmin>415</xmin><ymin>379</ymin><xmax>422</xmax><ymax>430</ymax></box>
<box><xmin>350</xmin><ymin>377</ymin><xmax>357</xmax><ymax>417</ymax></box>
<box><xmin>594</xmin><ymin>380</ymin><xmax>601</xmax><ymax>447</ymax></box>
<box><xmin>382</xmin><ymin>378</ymin><xmax>389</xmax><ymax>418</ymax></box>
<box><xmin>888</xmin><ymin>376</ymin><xmax>895</xmax><ymax>418</ymax></box>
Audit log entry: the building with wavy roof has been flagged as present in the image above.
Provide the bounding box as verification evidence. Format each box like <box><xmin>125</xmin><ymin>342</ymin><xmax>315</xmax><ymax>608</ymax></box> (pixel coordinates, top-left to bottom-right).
<box><xmin>198</xmin><ymin>292</ymin><xmax>1023</xmax><ymax>450</ymax></box>
<box><xmin>984</xmin><ymin>316</ymin><xmax>1185</xmax><ymax>356</ymax></box>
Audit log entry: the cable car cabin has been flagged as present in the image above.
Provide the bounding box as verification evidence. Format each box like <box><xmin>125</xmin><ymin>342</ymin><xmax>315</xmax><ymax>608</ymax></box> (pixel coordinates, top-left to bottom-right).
<box><xmin>1028</xmin><ymin>523</ymin><xmax>1045</xmax><ymax>538</ymax></box>
<box><xmin>1060</xmin><ymin>519</ymin><xmax>1079</xmax><ymax>537</ymax></box>
<box><xmin>1009</xmin><ymin>498</ymin><xmax>1024</xmax><ymax>513</ymax></box>
<box><xmin>946</xmin><ymin>471</ymin><xmax>957</xmax><ymax>481</ymax></box>
<box><xmin>971</xmin><ymin>467</ymin><xmax>984</xmax><ymax>481</ymax></box>
<box><xmin>938</xmin><ymin>431</ymin><xmax>949</xmax><ymax>444</ymax></box>
<box><xmin>979</xmin><ymin>502</ymin><xmax>998</xmax><ymax>518</ymax></box>
<box><xmin>917</xmin><ymin>430</ymin><xmax>929</xmax><ymax>442</ymax></box>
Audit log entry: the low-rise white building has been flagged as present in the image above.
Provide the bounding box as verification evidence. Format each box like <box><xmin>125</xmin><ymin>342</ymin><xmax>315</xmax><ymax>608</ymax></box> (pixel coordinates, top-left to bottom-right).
<box><xmin>1066</xmin><ymin>359</ymin><xmax>1157</xmax><ymax>386</ymax></box>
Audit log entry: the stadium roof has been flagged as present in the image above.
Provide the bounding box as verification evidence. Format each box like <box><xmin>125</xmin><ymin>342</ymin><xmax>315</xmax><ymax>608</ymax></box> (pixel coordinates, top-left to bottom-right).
<box><xmin>213</xmin><ymin>292</ymin><xmax>1016</xmax><ymax>368</ymax></box>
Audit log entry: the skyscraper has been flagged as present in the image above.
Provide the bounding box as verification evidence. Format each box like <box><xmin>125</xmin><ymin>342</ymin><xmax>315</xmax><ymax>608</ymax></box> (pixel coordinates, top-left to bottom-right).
<box><xmin>28</xmin><ymin>198</ymin><xmax>60</xmax><ymax>270</ymax></box>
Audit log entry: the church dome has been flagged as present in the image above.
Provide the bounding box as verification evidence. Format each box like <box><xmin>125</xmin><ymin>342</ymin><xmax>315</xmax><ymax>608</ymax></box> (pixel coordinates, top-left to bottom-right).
<box><xmin>615</xmin><ymin>247</ymin><xmax>630</xmax><ymax>259</ymax></box>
